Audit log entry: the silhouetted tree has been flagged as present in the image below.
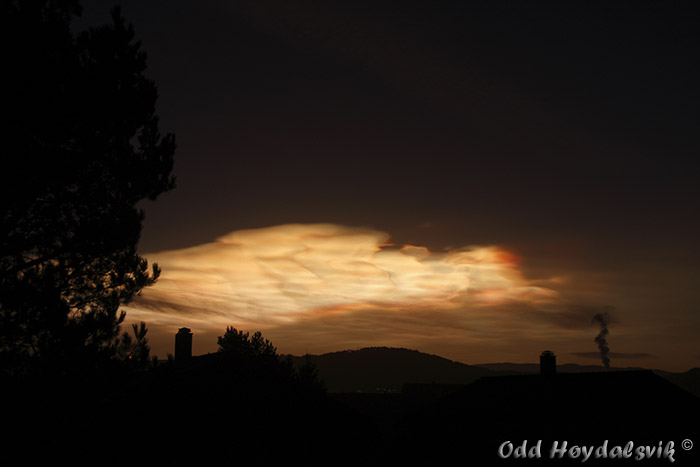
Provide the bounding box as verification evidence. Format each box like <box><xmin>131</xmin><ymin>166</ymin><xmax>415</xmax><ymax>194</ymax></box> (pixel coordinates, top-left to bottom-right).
<box><xmin>114</xmin><ymin>321</ymin><xmax>154</xmax><ymax>372</ymax></box>
<box><xmin>216</xmin><ymin>327</ymin><xmax>325</xmax><ymax>392</ymax></box>
<box><xmin>0</xmin><ymin>1</ymin><xmax>175</xmax><ymax>377</ymax></box>
<box><xmin>217</xmin><ymin>327</ymin><xmax>278</xmax><ymax>359</ymax></box>
<box><xmin>296</xmin><ymin>353</ymin><xmax>326</xmax><ymax>393</ymax></box>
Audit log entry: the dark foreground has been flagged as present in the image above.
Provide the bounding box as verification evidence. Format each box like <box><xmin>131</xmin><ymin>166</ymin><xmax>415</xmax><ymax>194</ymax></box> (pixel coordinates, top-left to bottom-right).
<box><xmin>5</xmin><ymin>357</ymin><xmax>699</xmax><ymax>466</ymax></box>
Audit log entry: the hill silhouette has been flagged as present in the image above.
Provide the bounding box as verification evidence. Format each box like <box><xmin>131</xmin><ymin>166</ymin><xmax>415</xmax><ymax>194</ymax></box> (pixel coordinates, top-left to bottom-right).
<box><xmin>288</xmin><ymin>346</ymin><xmax>700</xmax><ymax>398</ymax></box>
<box><xmin>473</xmin><ymin>361</ymin><xmax>700</xmax><ymax>398</ymax></box>
<box><xmin>281</xmin><ymin>348</ymin><xmax>700</xmax><ymax>464</ymax></box>
<box><xmin>288</xmin><ymin>346</ymin><xmax>495</xmax><ymax>393</ymax></box>
<box><xmin>473</xmin><ymin>361</ymin><xmax>634</xmax><ymax>373</ymax></box>
<box><xmin>14</xmin><ymin>342</ymin><xmax>696</xmax><ymax>465</ymax></box>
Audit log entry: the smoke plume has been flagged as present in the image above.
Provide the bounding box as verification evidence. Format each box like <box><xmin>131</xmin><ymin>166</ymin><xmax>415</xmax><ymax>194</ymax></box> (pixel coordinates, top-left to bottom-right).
<box><xmin>592</xmin><ymin>312</ymin><xmax>611</xmax><ymax>368</ymax></box>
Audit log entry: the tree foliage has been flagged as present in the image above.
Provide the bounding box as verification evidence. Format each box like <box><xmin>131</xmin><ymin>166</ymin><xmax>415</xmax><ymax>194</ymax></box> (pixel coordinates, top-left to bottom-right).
<box><xmin>114</xmin><ymin>321</ymin><xmax>154</xmax><ymax>371</ymax></box>
<box><xmin>216</xmin><ymin>327</ymin><xmax>326</xmax><ymax>394</ymax></box>
<box><xmin>217</xmin><ymin>327</ymin><xmax>278</xmax><ymax>359</ymax></box>
<box><xmin>0</xmin><ymin>0</ymin><xmax>174</xmax><ymax>376</ymax></box>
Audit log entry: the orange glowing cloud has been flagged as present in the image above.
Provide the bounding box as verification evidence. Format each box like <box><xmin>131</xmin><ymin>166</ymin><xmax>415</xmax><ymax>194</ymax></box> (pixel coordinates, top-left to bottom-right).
<box><xmin>124</xmin><ymin>223</ymin><xmax>564</xmax><ymax>341</ymax></box>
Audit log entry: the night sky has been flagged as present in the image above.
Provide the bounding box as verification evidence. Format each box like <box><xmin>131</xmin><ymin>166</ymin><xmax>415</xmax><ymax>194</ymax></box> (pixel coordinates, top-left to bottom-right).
<box><xmin>78</xmin><ymin>0</ymin><xmax>699</xmax><ymax>371</ymax></box>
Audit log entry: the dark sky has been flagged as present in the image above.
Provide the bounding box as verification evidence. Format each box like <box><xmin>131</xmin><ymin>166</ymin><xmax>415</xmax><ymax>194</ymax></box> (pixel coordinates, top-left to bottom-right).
<box><xmin>78</xmin><ymin>0</ymin><xmax>700</xmax><ymax>370</ymax></box>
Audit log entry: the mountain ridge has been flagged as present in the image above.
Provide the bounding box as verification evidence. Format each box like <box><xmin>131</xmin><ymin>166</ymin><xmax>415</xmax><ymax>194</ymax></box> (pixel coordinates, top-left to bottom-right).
<box><xmin>287</xmin><ymin>346</ymin><xmax>700</xmax><ymax>397</ymax></box>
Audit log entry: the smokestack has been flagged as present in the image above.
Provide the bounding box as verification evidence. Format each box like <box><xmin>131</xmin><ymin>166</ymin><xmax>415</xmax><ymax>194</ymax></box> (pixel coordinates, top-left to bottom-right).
<box><xmin>592</xmin><ymin>313</ymin><xmax>611</xmax><ymax>369</ymax></box>
<box><xmin>540</xmin><ymin>350</ymin><xmax>556</xmax><ymax>376</ymax></box>
<box><xmin>175</xmin><ymin>327</ymin><xmax>193</xmax><ymax>360</ymax></box>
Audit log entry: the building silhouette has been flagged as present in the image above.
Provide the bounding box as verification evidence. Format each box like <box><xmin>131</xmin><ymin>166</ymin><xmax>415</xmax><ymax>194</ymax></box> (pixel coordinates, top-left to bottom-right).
<box><xmin>175</xmin><ymin>327</ymin><xmax>193</xmax><ymax>360</ymax></box>
<box><xmin>394</xmin><ymin>350</ymin><xmax>700</xmax><ymax>464</ymax></box>
<box><xmin>539</xmin><ymin>349</ymin><xmax>556</xmax><ymax>375</ymax></box>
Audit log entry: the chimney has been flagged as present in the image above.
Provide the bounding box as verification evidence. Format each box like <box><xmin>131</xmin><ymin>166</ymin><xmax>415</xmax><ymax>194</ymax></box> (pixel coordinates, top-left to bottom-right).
<box><xmin>175</xmin><ymin>327</ymin><xmax>193</xmax><ymax>360</ymax></box>
<box><xmin>540</xmin><ymin>350</ymin><xmax>556</xmax><ymax>376</ymax></box>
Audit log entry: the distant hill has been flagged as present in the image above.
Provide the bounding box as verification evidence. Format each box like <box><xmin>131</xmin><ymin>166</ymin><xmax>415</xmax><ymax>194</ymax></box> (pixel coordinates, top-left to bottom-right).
<box><xmin>287</xmin><ymin>347</ymin><xmax>700</xmax><ymax>398</ymax></box>
<box><xmin>472</xmin><ymin>362</ymin><xmax>644</xmax><ymax>374</ymax></box>
<box><xmin>472</xmin><ymin>362</ymin><xmax>700</xmax><ymax>397</ymax></box>
<box><xmin>288</xmin><ymin>347</ymin><xmax>494</xmax><ymax>393</ymax></box>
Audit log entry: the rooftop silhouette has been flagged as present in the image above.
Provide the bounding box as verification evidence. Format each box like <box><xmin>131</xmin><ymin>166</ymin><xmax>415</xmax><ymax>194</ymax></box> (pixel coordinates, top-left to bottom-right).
<box><xmin>390</xmin><ymin>352</ymin><xmax>700</xmax><ymax>464</ymax></box>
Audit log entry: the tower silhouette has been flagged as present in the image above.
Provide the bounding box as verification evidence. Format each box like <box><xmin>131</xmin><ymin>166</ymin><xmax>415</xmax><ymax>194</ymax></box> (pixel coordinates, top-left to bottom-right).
<box><xmin>539</xmin><ymin>350</ymin><xmax>556</xmax><ymax>376</ymax></box>
<box><xmin>175</xmin><ymin>327</ymin><xmax>193</xmax><ymax>360</ymax></box>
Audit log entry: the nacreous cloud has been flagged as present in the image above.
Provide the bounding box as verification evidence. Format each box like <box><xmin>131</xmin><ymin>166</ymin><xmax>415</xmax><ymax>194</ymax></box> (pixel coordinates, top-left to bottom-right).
<box><xmin>124</xmin><ymin>224</ymin><xmax>564</xmax><ymax>337</ymax></box>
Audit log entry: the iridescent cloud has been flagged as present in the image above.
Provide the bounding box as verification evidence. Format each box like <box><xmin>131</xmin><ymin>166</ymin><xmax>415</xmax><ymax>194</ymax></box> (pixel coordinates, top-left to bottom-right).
<box><xmin>124</xmin><ymin>223</ymin><xmax>571</xmax><ymax>356</ymax></box>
